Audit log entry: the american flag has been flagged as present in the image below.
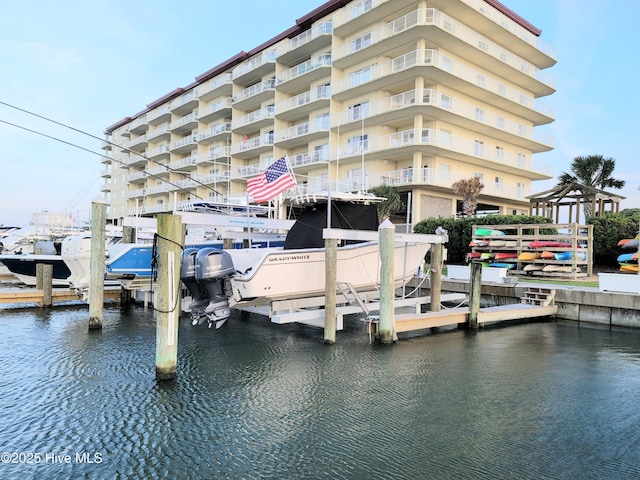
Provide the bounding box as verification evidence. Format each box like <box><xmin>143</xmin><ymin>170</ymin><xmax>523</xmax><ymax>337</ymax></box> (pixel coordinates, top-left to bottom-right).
<box><xmin>247</xmin><ymin>155</ymin><xmax>297</xmax><ymax>202</ymax></box>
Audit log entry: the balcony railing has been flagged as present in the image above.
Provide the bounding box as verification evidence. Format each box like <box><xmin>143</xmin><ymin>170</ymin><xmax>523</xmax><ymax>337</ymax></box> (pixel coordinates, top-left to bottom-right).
<box><xmin>278</xmin><ymin>21</ymin><xmax>333</xmax><ymax>58</ymax></box>
<box><xmin>204</xmin><ymin>146</ymin><xmax>231</xmax><ymax>162</ymax></box>
<box><xmin>333</xmin><ymin>49</ymin><xmax>547</xmax><ymax>118</ymax></box>
<box><xmin>333</xmin><ymin>8</ymin><xmax>554</xmax><ymax>89</ymax></box>
<box><xmin>168</xmin><ymin>155</ymin><xmax>198</xmax><ymax>170</ymax></box>
<box><xmin>277</xmin><ymin>54</ymin><xmax>332</xmax><ymax>85</ymax></box>
<box><xmin>336</xmin><ymin>127</ymin><xmax>552</xmax><ymax>177</ymax></box>
<box><xmin>230</xmin><ymin>133</ymin><xmax>275</xmax><ymax>155</ymax></box>
<box><xmin>336</xmin><ymin>88</ymin><xmax>553</xmax><ymax>145</ymax></box>
<box><xmin>170</xmin><ymin>111</ymin><xmax>198</xmax><ymax>131</ymax></box>
<box><xmin>147</xmin><ymin>124</ymin><xmax>170</xmax><ymax>140</ymax></box>
<box><xmin>277</xmin><ymin>120</ymin><xmax>330</xmax><ymax>142</ymax></box>
<box><xmin>232</xmin><ymin>78</ymin><xmax>276</xmax><ymax>104</ymax></box>
<box><xmin>289</xmin><ymin>149</ymin><xmax>330</xmax><ymax>167</ymax></box>
<box><xmin>232</xmin><ymin>106</ymin><xmax>275</xmax><ymax>129</ymax></box>
<box><xmin>232</xmin><ymin>50</ymin><xmax>277</xmax><ymax>80</ymax></box>
<box><xmin>375</xmin><ymin>167</ymin><xmax>529</xmax><ymax>200</ymax></box>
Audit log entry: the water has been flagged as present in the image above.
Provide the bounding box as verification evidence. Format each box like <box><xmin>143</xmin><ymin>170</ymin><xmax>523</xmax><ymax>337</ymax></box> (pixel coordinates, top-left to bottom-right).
<box><xmin>1</xmin><ymin>305</ymin><xmax>640</xmax><ymax>480</ymax></box>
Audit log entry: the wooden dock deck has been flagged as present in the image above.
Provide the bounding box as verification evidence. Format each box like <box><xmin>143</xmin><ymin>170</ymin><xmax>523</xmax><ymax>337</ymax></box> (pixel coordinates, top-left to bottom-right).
<box><xmin>365</xmin><ymin>302</ymin><xmax>558</xmax><ymax>336</ymax></box>
<box><xmin>0</xmin><ymin>287</ymin><xmax>122</xmax><ymax>306</ymax></box>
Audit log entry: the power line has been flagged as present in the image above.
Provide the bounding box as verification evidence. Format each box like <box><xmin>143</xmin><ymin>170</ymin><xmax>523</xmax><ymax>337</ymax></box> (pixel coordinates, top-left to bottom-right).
<box><xmin>0</xmin><ymin>100</ymin><xmax>224</xmax><ymax>198</ymax></box>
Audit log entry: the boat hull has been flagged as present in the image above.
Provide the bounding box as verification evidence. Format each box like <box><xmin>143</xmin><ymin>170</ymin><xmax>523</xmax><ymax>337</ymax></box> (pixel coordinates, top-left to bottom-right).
<box><xmin>0</xmin><ymin>254</ymin><xmax>71</xmax><ymax>286</ymax></box>
<box><xmin>229</xmin><ymin>241</ymin><xmax>429</xmax><ymax>304</ymax></box>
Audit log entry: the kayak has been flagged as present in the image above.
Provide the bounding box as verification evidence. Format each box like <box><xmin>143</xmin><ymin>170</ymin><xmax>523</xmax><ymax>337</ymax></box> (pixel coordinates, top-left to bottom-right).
<box><xmin>620</xmin><ymin>264</ymin><xmax>639</xmax><ymax>273</ymax></box>
<box><xmin>620</xmin><ymin>239</ymin><xmax>639</xmax><ymax>249</ymax></box>
<box><xmin>474</xmin><ymin>228</ymin><xmax>505</xmax><ymax>237</ymax></box>
<box><xmin>494</xmin><ymin>252</ymin><xmax>517</xmax><ymax>260</ymax></box>
<box><xmin>528</xmin><ymin>240</ymin><xmax>572</xmax><ymax>249</ymax></box>
<box><xmin>518</xmin><ymin>252</ymin><xmax>541</xmax><ymax>261</ymax></box>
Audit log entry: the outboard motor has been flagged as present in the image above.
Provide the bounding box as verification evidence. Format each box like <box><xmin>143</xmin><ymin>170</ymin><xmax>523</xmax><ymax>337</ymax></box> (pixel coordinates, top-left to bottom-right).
<box><xmin>194</xmin><ymin>248</ymin><xmax>235</xmax><ymax>329</ymax></box>
<box><xmin>180</xmin><ymin>248</ymin><xmax>211</xmax><ymax>327</ymax></box>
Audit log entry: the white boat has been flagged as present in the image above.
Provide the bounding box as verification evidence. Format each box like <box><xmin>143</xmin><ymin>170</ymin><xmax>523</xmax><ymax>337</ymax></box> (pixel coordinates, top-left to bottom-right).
<box><xmin>181</xmin><ymin>193</ymin><xmax>432</xmax><ymax>328</ymax></box>
<box><xmin>0</xmin><ymin>240</ymin><xmax>71</xmax><ymax>286</ymax></box>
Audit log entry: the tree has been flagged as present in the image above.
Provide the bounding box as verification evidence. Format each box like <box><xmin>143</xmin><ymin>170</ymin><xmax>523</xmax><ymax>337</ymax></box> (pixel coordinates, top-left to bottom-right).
<box><xmin>369</xmin><ymin>185</ymin><xmax>405</xmax><ymax>221</ymax></box>
<box><xmin>451</xmin><ymin>177</ymin><xmax>484</xmax><ymax>217</ymax></box>
<box><xmin>557</xmin><ymin>154</ymin><xmax>625</xmax><ymax>219</ymax></box>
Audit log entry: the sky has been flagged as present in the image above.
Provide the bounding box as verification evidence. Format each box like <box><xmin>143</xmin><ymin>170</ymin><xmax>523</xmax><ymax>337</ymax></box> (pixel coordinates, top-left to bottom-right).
<box><xmin>1</xmin><ymin>0</ymin><xmax>638</xmax><ymax>226</ymax></box>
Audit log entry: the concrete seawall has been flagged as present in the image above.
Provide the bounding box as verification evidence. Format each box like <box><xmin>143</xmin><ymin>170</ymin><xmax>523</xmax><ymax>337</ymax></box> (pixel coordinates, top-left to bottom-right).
<box><xmin>408</xmin><ymin>278</ymin><xmax>640</xmax><ymax>330</ymax></box>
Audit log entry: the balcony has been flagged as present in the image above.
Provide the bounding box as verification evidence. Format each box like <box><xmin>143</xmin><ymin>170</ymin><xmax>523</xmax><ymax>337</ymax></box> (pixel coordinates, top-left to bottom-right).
<box><xmin>198</xmin><ymin>122</ymin><xmax>232</xmax><ymax>145</ymax></box>
<box><xmin>146</xmin><ymin>164</ymin><xmax>171</xmax><ymax>177</ymax></box>
<box><xmin>168</xmin><ymin>155</ymin><xmax>198</xmax><ymax>171</ymax></box>
<box><xmin>147</xmin><ymin>104</ymin><xmax>171</xmax><ymax>125</ymax></box>
<box><xmin>169</xmin><ymin>135</ymin><xmax>198</xmax><ymax>154</ymax></box>
<box><xmin>336</xmin><ymin>128</ymin><xmax>552</xmax><ymax>179</ymax></box>
<box><xmin>277</xmin><ymin>21</ymin><xmax>333</xmax><ymax>65</ymax></box>
<box><xmin>170</xmin><ymin>111</ymin><xmax>199</xmax><ymax>133</ymax></box>
<box><xmin>232</xmin><ymin>50</ymin><xmax>277</xmax><ymax>86</ymax></box>
<box><xmin>101</xmin><ymin>141</ymin><xmax>112</xmax><ymax>151</ymax></box>
<box><xmin>233</xmin><ymin>163</ymin><xmax>263</xmax><ymax>180</ymax></box>
<box><xmin>333</xmin><ymin>0</ymin><xmax>413</xmax><ymax>36</ymax></box>
<box><xmin>127</xmin><ymin>187</ymin><xmax>147</xmax><ymax>199</ymax></box>
<box><xmin>128</xmin><ymin>134</ymin><xmax>148</xmax><ymax>153</ymax></box>
<box><xmin>276</xmin><ymin>54</ymin><xmax>332</xmax><ymax>93</ymax></box>
<box><xmin>232</xmin><ymin>105</ymin><xmax>275</xmax><ymax>130</ymax></box>
<box><xmin>101</xmin><ymin>167</ymin><xmax>111</xmax><ymax>178</ymax></box>
<box><xmin>170</xmin><ymin>89</ymin><xmax>199</xmax><ymax>115</ymax></box>
<box><xmin>147</xmin><ymin>144</ymin><xmax>170</xmax><ymax>160</ymax></box>
<box><xmin>232</xmin><ymin>78</ymin><xmax>276</xmax><ymax>111</ymax></box>
<box><xmin>289</xmin><ymin>149</ymin><xmax>330</xmax><ymax>168</ymax></box>
<box><xmin>332</xmin><ymin>49</ymin><xmax>552</xmax><ymax>125</ymax></box>
<box><xmin>230</xmin><ymin>133</ymin><xmax>275</xmax><ymax>159</ymax></box>
<box><xmin>201</xmin><ymin>146</ymin><xmax>231</xmax><ymax>164</ymax></box>
<box><xmin>199</xmin><ymin>97</ymin><xmax>232</xmax><ymax>123</ymax></box>
<box><xmin>276</xmin><ymin>121</ymin><xmax>330</xmax><ymax>149</ymax></box>
<box><xmin>335</xmin><ymin>88</ymin><xmax>553</xmax><ymax>149</ymax></box>
<box><xmin>127</xmin><ymin>170</ymin><xmax>146</xmax><ymax>183</ymax></box>
<box><xmin>193</xmin><ymin>171</ymin><xmax>231</xmax><ymax>185</ymax></box>
<box><xmin>147</xmin><ymin>124</ymin><xmax>171</xmax><ymax>141</ymax></box>
<box><xmin>276</xmin><ymin>85</ymin><xmax>331</xmax><ymax>121</ymax></box>
<box><xmin>199</xmin><ymin>72</ymin><xmax>233</xmax><ymax>102</ymax></box>
<box><xmin>333</xmin><ymin>8</ymin><xmax>554</xmax><ymax>95</ymax></box>
<box><xmin>128</xmin><ymin>115</ymin><xmax>148</xmax><ymax>134</ymax></box>
<box><xmin>375</xmin><ymin>167</ymin><xmax>529</xmax><ymax>201</ymax></box>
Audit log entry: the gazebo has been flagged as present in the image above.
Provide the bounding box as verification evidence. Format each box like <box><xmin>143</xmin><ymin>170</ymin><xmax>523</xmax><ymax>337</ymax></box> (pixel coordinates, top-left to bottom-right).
<box><xmin>527</xmin><ymin>181</ymin><xmax>625</xmax><ymax>223</ymax></box>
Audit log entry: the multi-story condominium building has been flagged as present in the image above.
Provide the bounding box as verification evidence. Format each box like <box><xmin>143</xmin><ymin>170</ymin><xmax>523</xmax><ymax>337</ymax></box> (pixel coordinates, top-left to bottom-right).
<box><xmin>101</xmin><ymin>0</ymin><xmax>555</xmax><ymax>226</ymax></box>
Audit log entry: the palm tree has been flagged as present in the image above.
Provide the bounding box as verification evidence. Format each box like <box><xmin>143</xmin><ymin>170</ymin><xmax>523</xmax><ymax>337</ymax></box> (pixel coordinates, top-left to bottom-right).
<box><xmin>369</xmin><ymin>185</ymin><xmax>405</xmax><ymax>221</ymax></box>
<box><xmin>451</xmin><ymin>177</ymin><xmax>484</xmax><ymax>217</ymax></box>
<box><xmin>557</xmin><ymin>154</ymin><xmax>625</xmax><ymax>218</ymax></box>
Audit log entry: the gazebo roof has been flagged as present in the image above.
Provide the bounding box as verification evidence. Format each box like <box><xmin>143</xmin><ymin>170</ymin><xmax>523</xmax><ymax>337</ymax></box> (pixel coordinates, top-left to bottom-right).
<box><xmin>527</xmin><ymin>181</ymin><xmax>625</xmax><ymax>223</ymax></box>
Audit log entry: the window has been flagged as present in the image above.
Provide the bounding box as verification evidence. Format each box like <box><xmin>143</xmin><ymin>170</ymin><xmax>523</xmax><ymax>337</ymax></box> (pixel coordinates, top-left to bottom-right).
<box><xmin>314</xmin><ymin>143</ymin><xmax>329</xmax><ymax>162</ymax></box>
<box><xmin>441</xmin><ymin>56</ymin><xmax>453</xmax><ymax>72</ymax></box>
<box><xmin>348</xmin><ymin>167</ymin><xmax>367</xmax><ymax>190</ymax></box>
<box><xmin>516</xmin><ymin>182</ymin><xmax>525</xmax><ymax>197</ymax></box>
<box><xmin>478</xmin><ymin>38</ymin><xmax>488</xmax><ymax>52</ymax></box>
<box><xmin>497</xmin><ymin>116</ymin><xmax>506</xmax><ymax>129</ymax></box>
<box><xmin>351</xmin><ymin>32</ymin><xmax>372</xmax><ymax>52</ymax></box>
<box><xmin>495</xmin><ymin>177</ymin><xmax>503</xmax><ymax>189</ymax></box>
<box><xmin>517</xmin><ymin>153</ymin><xmax>526</xmax><ymax>168</ymax></box>
<box><xmin>349</xmin><ymin>101</ymin><xmax>370</xmax><ymax>121</ymax></box>
<box><xmin>348</xmin><ymin>134</ymin><xmax>368</xmax><ymax>154</ymax></box>
<box><xmin>440</xmin><ymin>94</ymin><xmax>452</xmax><ymax>110</ymax></box>
<box><xmin>474</xmin><ymin>172</ymin><xmax>484</xmax><ymax>181</ymax></box>
<box><xmin>316</xmin><ymin>113</ymin><xmax>330</xmax><ymax>130</ymax></box>
<box><xmin>476</xmin><ymin>74</ymin><xmax>486</xmax><ymax>88</ymax></box>
<box><xmin>498</xmin><ymin>83</ymin><xmax>506</xmax><ymax>96</ymax></box>
<box><xmin>439</xmin><ymin>129</ymin><xmax>451</xmax><ymax>146</ymax></box>
<box><xmin>496</xmin><ymin>146</ymin><xmax>504</xmax><ymax>161</ymax></box>
<box><xmin>317</xmin><ymin>83</ymin><xmax>331</xmax><ymax>98</ymax></box>
<box><xmin>518</xmin><ymin>124</ymin><xmax>527</xmax><ymax>137</ymax></box>
<box><xmin>475</xmin><ymin>108</ymin><xmax>485</xmax><ymax>122</ymax></box>
<box><xmin>350</xmin><ymin>66</ymin><xmax>371</xmax><ymax>87</ymax></box>
<box><xmin>474</xmin><ymin>140</ymin><xmax>484</xmax><ymax>157</ymax></box>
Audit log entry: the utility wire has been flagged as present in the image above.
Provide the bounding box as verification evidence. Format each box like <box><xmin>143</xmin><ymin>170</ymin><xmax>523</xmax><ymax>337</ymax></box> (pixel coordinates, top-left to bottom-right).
<box><xmin>0</xmin><ymin>118</ymin><xmax>197</xmax><ymax>195</ymax></box>
<box><xmin>0</xmin><ymin>100</ymin><xmax>224</xmax><ymax>198</ymax></box>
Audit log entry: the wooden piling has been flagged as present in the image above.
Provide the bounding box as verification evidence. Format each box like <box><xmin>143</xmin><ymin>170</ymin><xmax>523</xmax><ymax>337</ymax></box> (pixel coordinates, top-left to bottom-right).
<box><xmin>468</xmin><ymin>261</ymin><xmax>482</xmax><ymax>329</ymax></box>
<box><xmin>42</xmin><ymin>264</ymin><xmax>53</xmax><ymax>308</ymax></box>
<box><xmin>429</xmin><ymin>243</ymin><xmax>443</xmax><ymax>312</ymax></box>
<box><xmin>324</xmin><ymin>237</ymin><xmax>337</xmax><ymax>344</ymax></box>
<box><xmin>378</xmin><ymin>220</ymin><xmax>395</xmax><ymax>343</ymax></box>
<box><xmin>155</xmin><ymin>214</ymin><xmax>185</xmax><ymax>381</ymax></box>
<box><xmin>89</xmin><ymin>200</ymin><xmax>107</xmax><ymax>330</ymax></box>
<box><xmin>36</xmin><ymin>263</ymin><xmax>44</xmax><ymax>290</ymax></box>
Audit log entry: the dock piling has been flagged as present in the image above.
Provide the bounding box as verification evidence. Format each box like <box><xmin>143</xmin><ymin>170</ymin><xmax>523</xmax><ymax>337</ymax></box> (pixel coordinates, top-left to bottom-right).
<box><xmin>155</xmin><ymin>214</ymin><xmax>185</xmax><ymax>381</ymax></box>
<box><xmin>468</xmin><ymin>261</ymin><xmax>482</xmax><ymax>329</ymax></box>
<box><xmin>324</xmin><ymin>238</ymin><xmax>337</xmax><ymax>344</ymax></box>
<box><xmin>378</xmin><ymin>220</ymin><xmax>395</xmax><ymax>343</ymax></box>
<box><xmin>89</xmin><ymin>200</ymin><xmax>107</xmax><ymax>330</ymax></box>
<box><xmin>430</xmin><ymin>243</ymin><xmax>443</xmax><ymax>313</ymax></box>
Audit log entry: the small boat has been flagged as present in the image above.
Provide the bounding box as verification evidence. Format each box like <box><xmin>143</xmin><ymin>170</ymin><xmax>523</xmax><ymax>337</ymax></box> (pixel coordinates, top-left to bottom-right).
<box><xmin>542</xmin><ymin>265</ymin><xmax>580</xmax><ymax>273</ymax></box>
<box><xmin>553</xmin><ymin>251</ymin><xmax>587</xmax><ymax>261</ymax></box>
<box><xmin>528</xmin><ymin>240</ymin><xmax>572</xmax><ymax>249</ymax></box>
<box><xmin>494</xmin><ymin>252</ymin><xmax>517</xmax><ymax>260</ymax></box>
<box><xmin>488</xmin><ymin>240</ymin><xmax>506</xmax><ymax>247</ymax></box>
<box><xmin>469</xmin><ymin>240</ymin><xmax>488</xmax><ymax>247</ymax></box>
<box><xmin>0</xmin><ymin>240</ymin><xmax>71</xmax><ymax>286</ymax></box>
<box><xmin>617</xmin><ymin>253</ymin><xmax>638</xmax><ymax>264</ymax></box>
<box><xmin>523</xmin><ymin>264</ymin><xmax>544</xmax><ymax>272</ymax></box>
<box><xmin>474</xmin><ymin>228</ymin><xmax>505</xmax><ymax>237</ymax></box>
<box><xmin>620</xmin><ymin>264</ymin><xmax>639</xmax><ymax>273</ymax></box>
<box><xmin>479</xmin><ymin>252</ymin><xmax>494</xmax><ymax>260</ymax></box>
<box><xmin>489</xmin><ymin>262</ymin><xmax>516</xmax><ymax>269</ymax></box>
<box><xmin>540</xmin><ymin>251</ymin><xmax>555</xmax><ymax>259</ymax></box>
<box><xmin>620</xmin><ymin>239</ymin><xmax>639</xmax><ymax>250</ymax></box>
<box><xmin>518</xmin><ymin>252</ymin><xmax>541</xmax><ymax>261</ymax></box>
